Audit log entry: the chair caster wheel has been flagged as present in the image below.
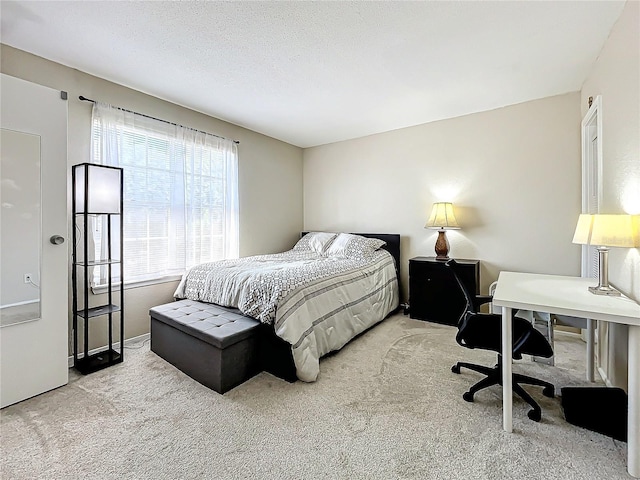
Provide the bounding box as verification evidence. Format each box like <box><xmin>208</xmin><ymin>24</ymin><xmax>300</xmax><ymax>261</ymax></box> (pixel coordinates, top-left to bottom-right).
<box><xmin>527</xmin><ymin>409</ymin><xmax>541</xmax><ymax>422</ymax></box>
<box><xmin>463</xmin><ymin>392</ymin><xmax>474</xmax><ymax>403</ymax></box>
<box><xmin>543</xmin><ymin>386</ymin><xmax>555</xmax><ymax>398</ymax></box>
<box><xmin>451</xmin><ymin>365</ymin><xmax>461</xmax><ymax>374</ymax></box>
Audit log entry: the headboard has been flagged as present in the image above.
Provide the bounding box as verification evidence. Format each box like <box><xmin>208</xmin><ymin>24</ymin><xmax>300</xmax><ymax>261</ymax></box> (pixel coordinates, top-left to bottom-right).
<box><xmin>300</xmin><ymin>232</ymin><xmax>401</xmax><ymax>286</ymax></box>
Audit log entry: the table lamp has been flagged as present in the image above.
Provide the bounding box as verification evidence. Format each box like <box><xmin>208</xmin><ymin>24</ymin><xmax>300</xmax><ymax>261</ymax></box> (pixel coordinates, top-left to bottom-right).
<box><xmin>572</xmin><ymin>214</ymin><xmax>640</xmax><ymax>296</ymax></box>
<box><xmin>425</xmin><ymin>202</ymin><xmax>460</xmax><ymax>260</ymax></box>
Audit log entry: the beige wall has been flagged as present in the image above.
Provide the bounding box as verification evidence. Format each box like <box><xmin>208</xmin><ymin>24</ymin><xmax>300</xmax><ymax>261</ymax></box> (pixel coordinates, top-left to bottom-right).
<box><xmin>304</xmin><ymin>92</ymin><xmax>582</xmax><ymax>299</ymax></box>
<box><xmin>1</xmin><ymin>45</ymin><xmax>303</xmax><ymax>348</ymax></box>
<box><xmin>580</xmin><ymin>1</ymin><xmax>640</xmax><ymax>389</ymax></box>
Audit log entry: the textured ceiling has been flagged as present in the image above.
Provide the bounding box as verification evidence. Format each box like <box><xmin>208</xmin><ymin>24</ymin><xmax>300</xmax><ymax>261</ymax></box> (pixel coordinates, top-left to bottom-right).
<box><xmin>0</xmin><ymin>1</ymin><xmax>626</xmax><ymax>148</ymax></box>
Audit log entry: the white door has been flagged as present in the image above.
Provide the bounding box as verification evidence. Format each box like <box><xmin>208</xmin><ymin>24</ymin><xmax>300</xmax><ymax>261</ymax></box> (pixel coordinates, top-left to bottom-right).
<box><xmin>0</xmin><ymin>74</ymin><xmax>69</xmax><ymax>408</ymax></box>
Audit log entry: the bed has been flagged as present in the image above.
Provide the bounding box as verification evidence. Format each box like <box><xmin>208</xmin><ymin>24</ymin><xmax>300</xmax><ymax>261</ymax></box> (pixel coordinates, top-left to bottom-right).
<box><xmin>170</xmin><ymin>232</ymin><xmax>400</xmax><ymax>383</ymax></box>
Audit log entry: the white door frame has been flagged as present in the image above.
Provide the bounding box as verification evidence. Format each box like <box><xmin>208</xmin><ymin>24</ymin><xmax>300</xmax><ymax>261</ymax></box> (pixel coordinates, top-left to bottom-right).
<box><xmin>580</xmin><ymin>95</ymin><xmax>603</xmax><ymax>384</ymax></box>
<box><xmin>581</xmin><ymin>95</ymin><xmax>603</xmax><ymax>274</ymax></box>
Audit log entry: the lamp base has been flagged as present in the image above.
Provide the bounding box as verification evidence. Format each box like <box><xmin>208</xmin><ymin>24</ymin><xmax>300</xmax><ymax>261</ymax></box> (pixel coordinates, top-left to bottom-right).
<box><xmin>588</xmin><ymin>246</ymin><xmax>621</xmax><ymax>296</ymax></box>
<box><xmin>588</xmin><ymin>285</ymin><xmax>621</xmax><ymax>297</ymax></box>
<box><xmin>434</xmin><ymin>230</ymin><xmax>450</xmax><ymax>261</ymax></box>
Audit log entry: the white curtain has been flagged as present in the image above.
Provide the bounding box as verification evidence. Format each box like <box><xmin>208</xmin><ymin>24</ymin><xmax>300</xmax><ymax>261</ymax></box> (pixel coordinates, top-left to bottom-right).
<box><xmin>90</xmin><ymin>102</ymin><xmax>239</xmax><ymax>285</ymax></box>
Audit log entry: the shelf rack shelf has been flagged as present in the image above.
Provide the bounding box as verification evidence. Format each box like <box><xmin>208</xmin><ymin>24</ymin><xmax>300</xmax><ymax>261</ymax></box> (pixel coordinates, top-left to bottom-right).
<box><xmin>75</xmin><ymin>349</ymin><xmax>123</xmax><ymax>375</ymax></box>
<box><xmin>73</xmin><ymin>258</ymin><xmax>121</xmax><ymax>267</ymax></box>
<box><xmin>75</xmin><ymin>304</ymin><xmax>121</xmax><ymax>319</ymax></box>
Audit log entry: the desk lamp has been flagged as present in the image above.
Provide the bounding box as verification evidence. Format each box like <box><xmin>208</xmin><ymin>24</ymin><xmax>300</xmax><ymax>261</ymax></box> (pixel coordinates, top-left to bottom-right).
<box><xmin>572</xmin><ymin>214</ymin><xmax>639</xmax><ymax>296</ymax></box>
<box><xmin>425</xmin><ymin>202</ymin><xmax>460</xmax><ymax>260</ymax></box>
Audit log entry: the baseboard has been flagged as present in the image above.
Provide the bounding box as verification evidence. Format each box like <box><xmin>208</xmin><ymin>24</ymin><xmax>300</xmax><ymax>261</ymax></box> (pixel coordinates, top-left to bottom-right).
<box><xmin>555</xmin><ymin>329</ymin><xmax>584</xmax><ymax>339</ymax></box>
<box><xmin>0</xmin><ymin>299</ymin><xmax>39</xmax><ymax>309</ymax></box>
<box><xmin>68</xmin><ymin>333</ymin><xmax>151</xmax><ymax>368</ymax></box>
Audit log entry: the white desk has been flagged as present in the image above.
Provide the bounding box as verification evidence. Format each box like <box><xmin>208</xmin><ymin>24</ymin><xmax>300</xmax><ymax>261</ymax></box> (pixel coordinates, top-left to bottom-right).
<box><xmin>493</xmin><ymin>272</ymin><xmax>640</xmax><ymax>478</ymax></box>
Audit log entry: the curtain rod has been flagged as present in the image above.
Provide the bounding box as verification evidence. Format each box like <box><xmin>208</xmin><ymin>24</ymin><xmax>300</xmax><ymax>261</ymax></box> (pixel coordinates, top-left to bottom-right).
<box><xmin>78</xmin><ymin>95</ymin><xmax>239</xmax><ymax>144</ymax></box>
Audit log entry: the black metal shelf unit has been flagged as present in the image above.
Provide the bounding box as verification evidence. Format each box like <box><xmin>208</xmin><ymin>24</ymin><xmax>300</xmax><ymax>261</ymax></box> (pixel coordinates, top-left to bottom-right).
<box><xmin>72</xmin><ymin>163</ymin><xmax>124</xmax><ymax>374</ymax></box>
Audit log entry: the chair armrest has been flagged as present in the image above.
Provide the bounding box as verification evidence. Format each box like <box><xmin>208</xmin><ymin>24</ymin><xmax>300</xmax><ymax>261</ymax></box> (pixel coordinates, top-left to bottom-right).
<box><xmin>472</xmin><ymin>295</ymin><xmax>493</xmax><ymax>311</ymax></box>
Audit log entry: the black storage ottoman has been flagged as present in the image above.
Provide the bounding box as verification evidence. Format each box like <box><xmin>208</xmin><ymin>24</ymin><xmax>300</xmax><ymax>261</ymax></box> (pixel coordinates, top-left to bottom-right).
<box><xmin>150</xmin><ymin>300</ymin><xmax>262</xmax><ymax>394</ymax></box>
<box><xmin>561</xmin><ymin>386</ymin><xmax>628</xmax><ymax>442</ymax></box>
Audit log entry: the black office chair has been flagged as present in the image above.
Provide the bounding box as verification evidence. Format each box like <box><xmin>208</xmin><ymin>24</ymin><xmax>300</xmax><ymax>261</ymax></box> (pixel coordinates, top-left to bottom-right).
<box><xmin>445</xmin><ymin>259</ymin><xmax>555</xmax><ymax>421</ymax></box>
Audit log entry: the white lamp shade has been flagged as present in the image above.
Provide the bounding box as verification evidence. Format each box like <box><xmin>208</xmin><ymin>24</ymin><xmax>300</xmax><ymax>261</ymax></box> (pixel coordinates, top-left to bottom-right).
<box><xmin>425</xmin><ymin>202</ymin><xmax>460</xmax><ymax>230</ymax></box>
<box><xmin>572</xmin><ymin>214</ymin><xmax>639</xmax><ymax>247</ymax></box>
<box><xmin>74</xmin><ymin>163</ymin><xmax>122</xmax><ymax>214</ymax></box>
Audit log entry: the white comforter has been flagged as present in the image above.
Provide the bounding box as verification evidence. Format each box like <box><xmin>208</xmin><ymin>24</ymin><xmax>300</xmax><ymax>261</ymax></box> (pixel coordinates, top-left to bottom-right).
<box><xmin>174</xmin><ymin>249</ymin><xmax>399</xmax><ymax>381</ymax></box>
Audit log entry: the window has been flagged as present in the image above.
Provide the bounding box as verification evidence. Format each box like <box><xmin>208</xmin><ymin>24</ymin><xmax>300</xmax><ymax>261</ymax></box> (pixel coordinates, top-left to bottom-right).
<box><xmin>90</xmin><ymin>103</ymin><xmax>238</xmax><ymax>287</ymax></box>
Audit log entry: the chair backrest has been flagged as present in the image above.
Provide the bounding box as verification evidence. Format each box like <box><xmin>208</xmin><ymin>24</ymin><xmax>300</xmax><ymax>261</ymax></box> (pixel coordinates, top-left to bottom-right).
<box><xmin>445</xmin><ymin>259</ymin><xmax>475</xmax><ymax>326</ymax></box>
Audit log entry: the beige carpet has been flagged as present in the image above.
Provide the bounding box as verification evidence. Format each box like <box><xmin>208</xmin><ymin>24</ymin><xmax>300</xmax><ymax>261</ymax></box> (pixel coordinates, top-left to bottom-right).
<box><xmin>0</xmin><ymin>314</ymin><xmax>628</xmax><ymax>479</ymax></box>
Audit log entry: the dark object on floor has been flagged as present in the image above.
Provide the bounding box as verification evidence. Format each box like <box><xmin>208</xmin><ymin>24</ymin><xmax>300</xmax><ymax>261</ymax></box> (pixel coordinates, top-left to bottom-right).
<box><xmin>446</xmin><ymin>259</ymin><xmax>555</xmax><ymax>422</ymax></box>
<box><xmin>151</xmin><ymin>299</ymin><xmax>298</xmax><ymax>394</ymax></box>
<box><xmin>561</xmin><ymin>386</ymin><xmax>628</xmax><ymax>442</ymax></box>
<box><xmin>150</xmin><ymin>300</ymin><xmax>262</xmax><ymax>393</ymax></box>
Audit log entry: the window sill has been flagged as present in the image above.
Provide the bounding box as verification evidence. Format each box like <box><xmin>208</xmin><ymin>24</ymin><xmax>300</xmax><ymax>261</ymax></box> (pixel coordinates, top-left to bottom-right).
<box><xmin>91</xmin><ymin>274</ymin><xmax>183</xmax><ymax>295</ymax></box>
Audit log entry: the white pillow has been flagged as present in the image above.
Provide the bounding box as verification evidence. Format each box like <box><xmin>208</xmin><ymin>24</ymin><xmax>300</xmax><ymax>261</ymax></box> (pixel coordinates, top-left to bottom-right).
<box><xmin>325</xmin><ymin>233</ymin><xmax>386</xmax><ymax>259</ymax></box>
<box><xmin>292</xmin><ymin>232</ymin><xmax>337</xmax><ymax>255</ymax></box>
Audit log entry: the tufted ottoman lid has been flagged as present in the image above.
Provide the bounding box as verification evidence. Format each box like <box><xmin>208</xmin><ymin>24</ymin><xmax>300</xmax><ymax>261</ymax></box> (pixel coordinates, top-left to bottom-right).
<box><xmin>150</xmin><ymin>300</ymin><xmax>260</xmax><ymax>349</ymax></box>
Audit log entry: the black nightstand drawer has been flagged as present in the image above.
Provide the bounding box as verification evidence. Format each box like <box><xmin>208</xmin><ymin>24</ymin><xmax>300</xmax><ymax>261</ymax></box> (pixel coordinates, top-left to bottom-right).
<box><xmin>409</xmin><ymin>257</ymin><xmax>480</xmax><ymax>325</ymax></box>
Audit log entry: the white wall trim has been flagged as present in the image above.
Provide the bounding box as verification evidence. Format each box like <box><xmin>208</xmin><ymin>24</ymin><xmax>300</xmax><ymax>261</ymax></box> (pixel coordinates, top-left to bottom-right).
<box><xmin>597</xmin><ymin>366</ymin><xmax>613</xmax><ymax>387</ymax></box>
<box><xmin>91</xmin><ymin>275</ymin><xmax>182</xmax><ymax>295</ymax></box>
<box><xmin>67</xmin><ymin>332</ymin><xmax>150</xmax><ymax>368</ymax></box>
<box><xmin>580</xmin><ymin>94</ymin><xmax>603</xmax><ymax>276</ymax></box>
<box><xmin>580</xmin><ymin>95</ymin><xmax>603</xmax><ymax>211</ymax></box>
<box><xmin>0</xmin><ymin>299</ymin><xmax>40</xmax><ymax>309</ymax></box>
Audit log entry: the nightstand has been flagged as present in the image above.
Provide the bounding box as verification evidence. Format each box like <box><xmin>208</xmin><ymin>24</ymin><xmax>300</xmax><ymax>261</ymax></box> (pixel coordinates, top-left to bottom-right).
<box><xmin>409</xmin><ymin>256</ymin><xmax>480</xmax><ymax>325</ymax></box>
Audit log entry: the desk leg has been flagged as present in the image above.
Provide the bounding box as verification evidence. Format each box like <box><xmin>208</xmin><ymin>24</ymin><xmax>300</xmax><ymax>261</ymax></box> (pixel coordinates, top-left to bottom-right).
<box><xmin>586</xmin><ymin>318</ymin><xmax>595</xmax><ymax>382</ymax></box>
<box><xmin>502</xmin><ymin>306</ymin><xmax>513</xmax><ymax>433</ymax></box>
<box><xmin>628</xmin><ymin>325</ymin><xmax>640</xmax><ymax>478</ymax></box>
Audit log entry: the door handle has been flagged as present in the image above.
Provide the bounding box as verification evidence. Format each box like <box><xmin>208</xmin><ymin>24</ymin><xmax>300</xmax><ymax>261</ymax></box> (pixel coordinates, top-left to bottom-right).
<box><xmin>49</xmin><ymin>235</ymin><xmax>65</xmax><ymax>245</ymax></box>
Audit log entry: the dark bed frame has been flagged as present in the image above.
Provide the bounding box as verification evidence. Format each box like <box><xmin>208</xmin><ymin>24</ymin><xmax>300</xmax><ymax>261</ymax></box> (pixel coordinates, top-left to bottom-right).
<box><xmin>261</xmin><ymin>232</ymin><xmax>401</xmax><ymax>382</ymax></box>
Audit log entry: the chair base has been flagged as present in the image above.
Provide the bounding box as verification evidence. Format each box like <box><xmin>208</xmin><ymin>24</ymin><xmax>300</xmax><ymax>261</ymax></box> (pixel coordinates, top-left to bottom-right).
<box><xmin>451</xmin><ymin>357</ymin><xmax>555</xmax><ymax>422</ymax></box>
